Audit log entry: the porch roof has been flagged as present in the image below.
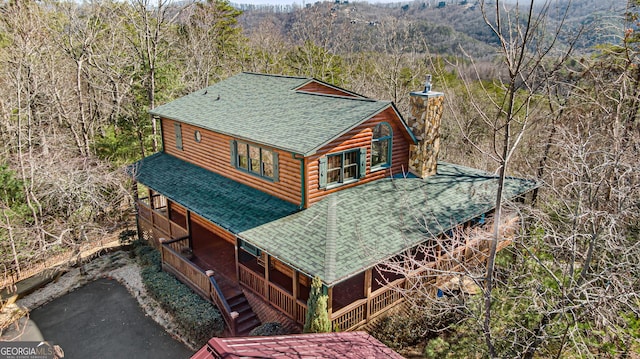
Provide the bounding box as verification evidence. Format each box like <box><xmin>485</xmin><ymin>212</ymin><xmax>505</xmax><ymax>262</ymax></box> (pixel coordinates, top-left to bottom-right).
<box><xmin>192</xmin><ymin>332</ymin><xmax>403</xmax><ymax>359</ymax></box>
<box><xmin>238</xmin><ymin>163</ymin><xmax>537</xmax><ymax>286</ymax></box>
<box><xmin>129</xmin><ymin>152</ymin><xmax>299</xmax><ymax>233</ymax></box>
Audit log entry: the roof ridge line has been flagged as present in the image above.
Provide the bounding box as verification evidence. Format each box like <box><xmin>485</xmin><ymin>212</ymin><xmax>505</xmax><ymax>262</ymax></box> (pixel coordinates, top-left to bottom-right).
<box><xmin>241</xmin><ymin>71</ymin><xmax>309</xmax><ymax>80</ymax></box>
<box><xmin>294</xmin><ymin>90</ymin><xmax>381</xmax><ymax>103</ymax></box>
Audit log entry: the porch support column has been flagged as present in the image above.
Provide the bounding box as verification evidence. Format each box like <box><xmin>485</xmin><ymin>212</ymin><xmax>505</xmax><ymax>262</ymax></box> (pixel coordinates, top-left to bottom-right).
<box><xmin>149</xmin><ymin>189</ymin><xmax>155</xmax><ymax>210</ymax></box>
<box><xmin>234</xmin><ymin>238</ymin><xmax>240</xmax><ymax>282</ymax></box>
<box><xmin>327</xmin><ymin>286</ymin><xmax>333</xmax><ymax>319</ymax></box>
<box><xmin>133</xmin><ymin>181</ymin><xmax>141</xmax><ymax>240</ymax></box>
<box><xmin>264</xmin><ymin>254</ymin><xmax>270</xmax><ymax>300</ymax></box>
<box><xmin>148</xmin><ymin>189</ymin><xmax>154</xmax><ymax>226</ymax></box>
<box><xmin>364</xmin><ymin>268</ymin><xmax>372</xmax><ymax>321</ymax></box>
<box><xmin>166</xmin><ymin>201</ymin><xmax>172</xmax><ymax>237</ymax></box>
<box><xmin>186</xmin><ymin>210</ymin><xmax>192</xmax><ymax>249</ymax></box>
<box><xmin>292</xmin><ymin>269</ymin><xmax>299</xmax><ymax>324</ymax></box>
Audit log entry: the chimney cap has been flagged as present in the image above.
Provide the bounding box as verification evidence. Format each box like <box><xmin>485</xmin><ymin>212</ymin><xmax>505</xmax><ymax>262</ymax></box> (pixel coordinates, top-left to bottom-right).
<box><xmin>410</xmin><ymin>74</ymin><xmax>443</xmax><ymax>98</ymax></box>
<box><xmin>424</xmin><ymin>74</ymin><xmax>432</xmax><ymax>93</ymax></box>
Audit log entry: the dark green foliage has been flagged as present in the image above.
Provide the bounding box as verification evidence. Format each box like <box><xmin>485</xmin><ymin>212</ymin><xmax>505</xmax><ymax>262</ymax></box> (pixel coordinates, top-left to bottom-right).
<box><xmin>93</xmin><ymin>124</ymin><xmax>151</xmax><ymax>165</ymax></box>
<box><xmin>248</xmin><ymin>322</ymin><xmax>290</xmax><ymax>336</ymax></box>
<box><xmin>134</xmin><ymin>245</ymin><xmax>161</xmax><ymax>271</ymax></box>
<box><xmin>303</xmin><ymin>276</ymin><xmax>331</xmax><ymax>333</ymax></box>
<box><xmin>135</xmin><ymin>243</ymin><xmax>224</xmax><ymax>344</ymax></box>
<box><xmin>0</xmin><ymin>163</ymin><xmax>29</xmax><ymax>219</ymax></box>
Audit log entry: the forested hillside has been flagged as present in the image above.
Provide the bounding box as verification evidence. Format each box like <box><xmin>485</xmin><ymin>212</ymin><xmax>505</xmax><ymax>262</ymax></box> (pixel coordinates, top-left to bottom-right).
<box><xmin>0</xmin><ymin>0</ymin><xmax>638</xmax><ymax>357</ymax></box>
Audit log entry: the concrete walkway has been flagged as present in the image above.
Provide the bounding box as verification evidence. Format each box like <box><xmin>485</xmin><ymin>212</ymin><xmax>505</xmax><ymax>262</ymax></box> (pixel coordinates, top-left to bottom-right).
<box><xmin>30</xmin><ymin>278</ymin><xmax>193</xmax><ymax>358</ymax></box>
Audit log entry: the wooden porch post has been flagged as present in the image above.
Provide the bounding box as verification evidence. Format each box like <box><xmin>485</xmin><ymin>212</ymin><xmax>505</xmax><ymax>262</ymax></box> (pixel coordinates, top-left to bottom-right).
<box><xmin>166</xmin><ymin>201</ymin><xmax>172</xmax><ymax>237</ymax></box>
<box><xmin>234</xmin><ymin>238</ymin><xmax>240</xmax><ymax>282</ymax></box>
<box><xmin>292</xmin><ymin>269</ymin><xmax>299</xmax><ymax>324</ymax></box>
<box><xmin>364</xmin><ymin>268</ymin><xmax>372</xmax><ymax>321</ymax></box>
<box><xmin>327</xmin><ymin>286</ymin><xmax>333</xmax><ymax>319</ymax></box>
<box><xmin>264</xmin><ymin>254</ymin><xmax>270</xmax><ymax>300</ymax></box>
<box><xmin>148</xmin><ymin>189</ymin><xmax>154</xmax><ymax>226</ymax></box>
<box><xmin>132</xmin><ymin>181</ymin><xmax>141</xmax><ymax>240</ymax></box>
<box><xmin>186</xmin><ymin>210</ymin><xmax>192</xmax><ymax>249</ymax></box>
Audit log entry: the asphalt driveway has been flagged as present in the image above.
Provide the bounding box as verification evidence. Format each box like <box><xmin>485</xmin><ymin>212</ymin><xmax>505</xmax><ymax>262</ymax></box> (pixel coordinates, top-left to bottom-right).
<box><xmin>30</xmin><ymin>278</ymin><xmax>194</xmax><ymax>358</ymax></box>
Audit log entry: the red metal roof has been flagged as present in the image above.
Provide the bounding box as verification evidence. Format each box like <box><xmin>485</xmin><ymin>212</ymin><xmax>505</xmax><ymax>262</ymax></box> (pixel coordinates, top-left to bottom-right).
<box><xmin>191</xmin><ymin>331</ymin><xmax>404</xmax><ymax>359</ymax></box>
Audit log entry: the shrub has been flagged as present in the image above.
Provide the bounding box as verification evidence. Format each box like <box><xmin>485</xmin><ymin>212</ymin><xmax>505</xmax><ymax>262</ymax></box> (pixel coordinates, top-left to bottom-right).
<box><xmin>134</xmin><ymin>245</ymin><xmax>161</xmax><ymax>270</ymax></box>
<box><xmin>249</xmin><ymin>322</ymin><xmax>290</xmax><ymax>336</ymax></box>
<box><xmin>303</xmin><ymin>276</ymin><xmax>331</xmax><ymax>333</ymax></box>
<box><xmin>423</xmin><ymin>337</ymin><xmax>450</xmax><ymax>358</ymax></box>
<box><xmin>135</xmin><ymin>243</ymin><xmax>224</xmax><ymax>344</ymax></box>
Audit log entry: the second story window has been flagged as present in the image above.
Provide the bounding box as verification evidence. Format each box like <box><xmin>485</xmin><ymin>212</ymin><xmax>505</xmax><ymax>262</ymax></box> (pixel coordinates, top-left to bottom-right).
<box><xmin>231</xmin><ymin>140</ymin><xmax>279</xmax><ymax>181</ymax></box>
<box><xmin>371</xmin><ymin>122</ymin><xmax>392</xmax><ymax>169</ymax></box>
<box><xmin>327</xmin><ymin>150</ymin><xmax>359</xmax><ymax>184</ymax></box>
<box><xmin>174</xmin><ymin>123</ymin><xmax>183</xmax><ymax>150</ymax></box>
<box><xmin>319</xmin><ymin>148</ymin><xmax>367</xmax><ymax>189</ymax></box>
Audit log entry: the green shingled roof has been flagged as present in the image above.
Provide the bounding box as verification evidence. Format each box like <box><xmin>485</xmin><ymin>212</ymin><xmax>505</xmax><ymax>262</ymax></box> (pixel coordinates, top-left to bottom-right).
<box><xmin>238</xmin><ymin>163</ymin><xmax>537</xmax><ymax>286</ymax></box>
<box><xmin>149</xmin><ymin>73</ymin><xmax>394</xmax><ymax>156</ymax></box>
<box><xmin>130</xmin><ymin>152</ymin><xmax>299</xmax><ymax>233</ymax></box>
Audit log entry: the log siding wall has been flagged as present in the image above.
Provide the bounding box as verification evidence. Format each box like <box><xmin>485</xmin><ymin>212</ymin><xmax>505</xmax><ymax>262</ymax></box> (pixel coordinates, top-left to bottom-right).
<box><xmin>190</xmin><ymin>212</ymin><xmax>236</xmax><ymax>244</ymax></box>
<box><xmin>306</xmin><ymin>107</ymin><xmax>411</xmax><ymax>206</ymax></box>
<box><xmin>296</xmin><ymin>81</ymin><xmax>359</xmax><ymax>98</ymax></box>
<box><xmin>162</xmin><ymin>119</ymin><xmax>302</xmax><ymax>205</ymax></box>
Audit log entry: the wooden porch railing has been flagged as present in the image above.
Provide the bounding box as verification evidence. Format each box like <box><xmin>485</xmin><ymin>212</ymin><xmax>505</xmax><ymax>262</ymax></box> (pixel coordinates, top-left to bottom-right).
<box><xmin>137</xmin><ymin>200</ymin><xmax>188</xmax><ymax>248</ymax></box>
<box><xmin>161</xmin><ymin>243</ymin><xmax>239</xmax><ymax>335</ymax></box>
<box><xmin>238</xmin><ymin>263</ymin><xmax>309</xmax><ymax>326</ymax></box>
<box><xmin>331</xmin><ymin>300</ymin><xmax>368</xmax><ymax>331</ymax></box>
<box><xmin>161</xmin><ymin>236</ymin><xmax>189</xmax><ymax>254</ymax></box>
<box><xmin>369</xmin><ymin>277</ymin><xmax>406</xmax><ymax>318</ymax></box>
<box><xmin>238</xmin><ymin>264</ymin><xmax>266</xmax><ymax>298</ymax></box>
<box><xmin>269</xmin><ymin>282</ymin><xmax>295</xmax><ymax>317</ymax></box>
<box><xmin>296</xmin><ymin>300</ymin><xmax>308</xmax><ymax>324</ymax></box>
<box><xmin>206</xmin><ymin>270</ymin><xmax>239</xmax><ymax>336</ymax></box>
<box><xmin>236</xmin><ymin>231</ymin><xmax>509</xmax><ymax>332</ymax></box>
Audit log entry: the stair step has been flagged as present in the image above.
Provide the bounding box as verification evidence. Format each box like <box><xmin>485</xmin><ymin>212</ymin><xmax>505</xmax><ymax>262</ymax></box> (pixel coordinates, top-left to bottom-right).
<box><xmin>222</xmin><ymin>288</ymin><xmax>242</xmax><ymax>299</ymax></box>
<box><xmin>236</xmin><ymin>317</ymin><xmax>261</xmax><ymax>336</ymax></box>
<box><xmin>231</xmin><ymin>303</ymin><xmax>252</xmax><ymax>315</ymax></box>
<box><xmin>236</xmin><ymin>311</ymin><xmax>257</xmax><ymax>324</ymax></box>
<box><xmin>227</xmin><ymin>295</ymin><xmax>246</xmax><ymax>308</ymax></box>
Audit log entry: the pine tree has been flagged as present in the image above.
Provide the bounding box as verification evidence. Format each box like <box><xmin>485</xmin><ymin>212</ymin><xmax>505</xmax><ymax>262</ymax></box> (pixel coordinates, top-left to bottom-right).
<box><xmin>303</xmin><ymin>276</ymin><xmax>331</xmax><ymax>333</ymax></box>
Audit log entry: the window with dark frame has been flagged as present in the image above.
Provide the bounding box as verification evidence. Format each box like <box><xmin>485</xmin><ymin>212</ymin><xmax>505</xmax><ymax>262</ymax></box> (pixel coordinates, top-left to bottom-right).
<box><xmin>327</xmin><ymin>150</ymin><xmax>359</xmax><ymax>185</ymax></box>
<box><xmin>371</xmin><ymin>122</ymin><xmax>392</xmax><ymax>169</ymax></box>
<box><xmin>231</xmin><ymin>140</ymin><xmax>278</xmax><ymax>181</ymax></box>
<box><xmin>174</xmin><ymin>123</ymin><xmax>183</xmax><ymax>150</ymax></box>
<box><xmin>318</xmin><ymin>148</ymin><xmax>366</xmax><ymax>189</ymax></box>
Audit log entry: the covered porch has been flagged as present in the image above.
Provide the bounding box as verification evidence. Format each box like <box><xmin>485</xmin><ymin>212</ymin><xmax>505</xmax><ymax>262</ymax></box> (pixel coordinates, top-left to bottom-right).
<box><xmin>130</xmin><ymin>153</ymin><xmax>537</xmax><ymax>333</ymax></box>
<box><xmin>235</xmin><ymin>242</ymin><xmax>408</xmax><ymax>331</ymax></box>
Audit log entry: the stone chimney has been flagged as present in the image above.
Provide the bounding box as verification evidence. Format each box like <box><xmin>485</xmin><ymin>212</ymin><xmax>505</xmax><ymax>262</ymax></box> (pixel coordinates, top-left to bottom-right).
<box><xmin>407</xmin><ymin>75</ymin><xmax>444</xmax><ymax>178</ymax></box>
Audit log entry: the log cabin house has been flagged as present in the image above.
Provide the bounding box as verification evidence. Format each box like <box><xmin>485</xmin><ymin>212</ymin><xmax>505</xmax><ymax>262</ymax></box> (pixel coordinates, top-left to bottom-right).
<box><xmin>128</xmin><ymin>73</ymin><xmax>536</xmax><ymax>335</ymax></box>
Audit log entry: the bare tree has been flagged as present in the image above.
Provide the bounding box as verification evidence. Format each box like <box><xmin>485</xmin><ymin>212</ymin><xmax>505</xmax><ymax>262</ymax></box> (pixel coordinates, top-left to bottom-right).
<box><xmin>441</xmin><ymin>1</ymin><xmax>579</xmax><ymax>355</ymax></box>
<box><xmin>121</xmin><ymin>0</ymin><xmax>187</xmax><ymax>153</ymax></box>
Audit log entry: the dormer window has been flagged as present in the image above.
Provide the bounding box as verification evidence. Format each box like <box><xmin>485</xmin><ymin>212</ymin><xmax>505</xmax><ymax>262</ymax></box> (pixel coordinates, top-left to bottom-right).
<box><xmin>371</xmin><ymin>122</ymin><xmax>392</xmax><ymax>170</ymax></box>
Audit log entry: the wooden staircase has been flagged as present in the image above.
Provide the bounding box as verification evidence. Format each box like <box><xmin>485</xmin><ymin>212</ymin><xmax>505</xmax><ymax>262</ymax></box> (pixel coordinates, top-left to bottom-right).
<box><xmin>213</xmin><ymin>273</ymin><xmax>261</xmax><ymax>336</ymax></box>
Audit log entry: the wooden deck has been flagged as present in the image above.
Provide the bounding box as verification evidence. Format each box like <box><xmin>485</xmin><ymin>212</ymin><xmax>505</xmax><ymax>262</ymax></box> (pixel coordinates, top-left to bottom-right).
<box><xmin>191</xmin><ymin>234</ymin><xmax>237</xmax><ymax>281</ymax></box>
